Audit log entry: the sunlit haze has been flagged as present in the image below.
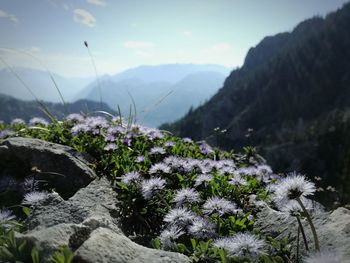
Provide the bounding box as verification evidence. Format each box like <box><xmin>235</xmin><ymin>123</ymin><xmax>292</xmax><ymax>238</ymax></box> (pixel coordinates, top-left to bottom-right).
<box><xmin>0</xmin><ymin>0</ymin><xmax>348</xmax><ymax>77</ymax></box>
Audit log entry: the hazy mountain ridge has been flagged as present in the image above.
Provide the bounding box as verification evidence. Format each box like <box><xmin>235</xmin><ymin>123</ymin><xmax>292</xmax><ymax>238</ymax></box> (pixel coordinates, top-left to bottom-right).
<box><xmin>0</xmin><ymin>93</ymin><xmax>115</xmax><ymax>123</ymax></box>
<box><xmin>162</xmin><ymin>3</ymin><xmax>350</xmax><ymax>204</ymax></box>
<box><xmin>0</xmin><ymin>67</ymin><xmax>92</xmax><ymax>102</ymax></box>
<box><xmin>77</xmin><ymin>64</ymin><xmax>229</xmax><ymax>127</ymax></box>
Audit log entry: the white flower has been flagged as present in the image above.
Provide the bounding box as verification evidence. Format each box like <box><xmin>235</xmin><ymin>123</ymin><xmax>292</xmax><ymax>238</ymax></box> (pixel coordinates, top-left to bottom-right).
<box><xmin>173</xmin><ymin>188</ymin><xmax>200</xmax><ymax>206</ymax></box>
<box><xmin>164</xmin><ymin>207</ymin><xmax>196</xmax><ymax>227</ymax></box>
<box><xmin>121</xmin><ymin>172</ymin><xmax>141</xmax><ymax>185</ymax></box>
<box><xmin>0</xmin><ymin>208</ymin><xmax>15</xmax><ymax>223</ymax></box>
<box><xmin>141</xmin><ymin>178</ymin><xmax>166</xmax><ymax>200</ymax></box>
<box><xmin>212</xmin><ymin>233</ymin><xmax>265</xmax><ymax>260</ymax></box>
<box><xmin>22</xmin><ymin>191</ymin><xmax>48</xmax><ymax>205</ymax></box>
<box><xmin>188</xmin><ymin>217</ymin><xmax>216</xmax><ymax>239</ymax></box>
<box><xmin>159</xmin><ymin>225</ymin><xmax>185</xmax><ymax>249</ymax></box>
<box><xmin>194</xmin><ymin>174</ymin><xmax>213</xmax><ymax>187</ymax></box>
<box><xmin>149</xmin><ymin>163</ymin><xmax>171</xmax><ymax>174</ymax></box>
<box><xmin>273</xmin><ymin>172</ymin><xmax>316</xmax><ymax>203</ymax></box>
<box><xmin>202</xmin><ymin>196</ymin><xmax>238</xmax><ymax>216</ymax></box>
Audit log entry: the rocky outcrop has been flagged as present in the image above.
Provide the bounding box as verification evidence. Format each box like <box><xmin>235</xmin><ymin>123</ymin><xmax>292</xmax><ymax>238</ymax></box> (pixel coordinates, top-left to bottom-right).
<box><xmin>255</xmin><ymin>204</ymin><xmax>350</xmax><ymax>261</ymax></box>
<box><xmin>0</xmin><ymin>137</ymin><xmax>96</xmax><ymax>199</ymax></box>
<box><xmin>17</xmin><ymin>176</ymin><xmax>190</xmax><ymax>263</ymax></box>
<box><xmin>2</xmin><ymin>138</ymin><xmax>190</xmax><ymax>262</ymax></box>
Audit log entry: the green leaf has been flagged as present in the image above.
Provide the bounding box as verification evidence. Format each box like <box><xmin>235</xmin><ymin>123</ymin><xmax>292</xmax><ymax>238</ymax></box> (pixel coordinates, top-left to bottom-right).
<box><xmin>190</xmin><ymin>239</ymin><xmax>197</xmax><ymax>250</ymax></box>
<box><xmin>218</xmin><ymin>249</ymin><xmax>227</xmax><ymax>263</ymax></box>
<box><xmin>31</xmin><ymin>247</ymin><xmax>40</xmax><ymax>263</ymax></box>
<box><xmin>22</xmin><ymin>207</ymin><xmax>32</xmax><ymax>217</ymax></box>
<box><xmin>274</xmin><ymin>255</ymin><xmax>285</xmax><ymax>263</ymax></box>
<box><xmin>261</xmin><ymin>254</ymin><xmax>273</xmax><ymax>263</ymax></box>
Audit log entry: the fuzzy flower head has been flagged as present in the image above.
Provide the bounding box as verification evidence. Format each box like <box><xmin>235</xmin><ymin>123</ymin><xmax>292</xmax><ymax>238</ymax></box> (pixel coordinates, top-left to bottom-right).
<box><xmin>103</xmin><ymin>143</ymin><xmax>118</xmax><ymax>151</ymax></box>
<box><xmin>150</xmin><ymin>146</ymin><xmax>166</xmax><ymax>155</ymax></box>
<box><xmin>172</xmin><ymin>188</ymin><xmax>200</xmax><ymax>206</ymax></box>
<box><xmin>212</xmin><ymin>233</ymin><xmax>265</xmax><ymax>260</ymax></box>
<box><xmin>66</xmin><ymin>113</ymin><xmax>84</xmax><ymax>123</ymax></box>
<box><xmin>202</xmin><ymin>196</ymin><xmax>238</xmax><ymax>216</ymax></box>
<box><xmin>22</xmin><ymin>191</ymin><xmax>48</xmax><ymax>205</ymax></box>
<box><xmin>11</xmin><ymin>118</ymin><xmax>26</xmax><ymax>125</ymax></box>
<box><xmin>273</xmin><ymin>172</ymin><xmax>316</xmax><ymax>203</ymax></box>
<box><xmin>29</xmin><ymin>117</ymin><xmax>49</xmax><ymax>127</ymax></box>
<box><xmin>0</xmin><ymin>208</ymin><xmax>16</xmax><ymax>223</ymax></box>
<box><xmin>141</xmin><ymin>177</ymin><xmax>166</xmax><ymax>200</ymax></box>
<box><xmin>188</xmin><ymin>217</ymin><xmax>216</xmax><ymax>239</ymax></box>
<box><xmin>194</xmin><ymin>174</ymin><xmax>213</xmax><ymax>187</ymax></box>
<box><xmin>163</xmin><ymin>207</ymin><xmax>196</xmax><ymax>227</ymax></box>
<box><xmin>149</xmin><ymin>163</ymin><xmax>171</xmax><ymax>175</ymax></box>
<box><xmin>159</xmin><ymin>225</ymin><xmax>185</xmax><ymax>249</ymax></box>
<box><xmin>121</xmin><ymin>172</ymin><xmax>142</xmax><ymax>185</ymax></box>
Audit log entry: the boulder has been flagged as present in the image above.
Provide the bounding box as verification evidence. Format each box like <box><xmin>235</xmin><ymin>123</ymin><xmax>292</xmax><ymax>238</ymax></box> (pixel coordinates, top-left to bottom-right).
<box><xmin>0</xmin><ymin>137</ymin><xmax>96</xmax><ymax>199</ymax></box>
<box><xmin>255</xmin><ymin>204</ymin><xmax>350</xmax><ymax>260</ymax></box>
<box><xmin>17</xmin><ymin>176</ymin><xmax>190</xmax><ymax>263</ymax></box>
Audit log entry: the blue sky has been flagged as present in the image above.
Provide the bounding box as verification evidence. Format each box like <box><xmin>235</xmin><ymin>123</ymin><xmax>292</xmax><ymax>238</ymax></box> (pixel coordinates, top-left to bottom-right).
<box><xmin>0</xmin><ymin>0</ymin><xmax>349</xmax><ymax>77</ymax></box>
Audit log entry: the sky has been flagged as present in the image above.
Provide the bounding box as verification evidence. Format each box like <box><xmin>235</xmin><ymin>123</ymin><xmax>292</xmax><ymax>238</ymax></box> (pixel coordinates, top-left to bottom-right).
<box><xmin>0</xmin><ymin>0</ymin><xmax>349</xmax><ymax>78</ymax></box>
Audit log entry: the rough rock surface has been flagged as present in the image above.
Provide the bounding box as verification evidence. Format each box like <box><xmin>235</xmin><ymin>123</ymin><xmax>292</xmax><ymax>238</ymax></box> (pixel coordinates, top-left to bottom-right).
<box><xmin>0</xmin><ymin>137</ymin><xmax>96</xmax><ymax>198</ymax></box>
<box><xmin>255</xmin><ymin>204</ymin><xmax>350</xmax><ymax>260</ymax></box>
<box><xmin>17</xmin><ymin>176</ymin><xmax>190</xmax><ymax>263</ymax></box>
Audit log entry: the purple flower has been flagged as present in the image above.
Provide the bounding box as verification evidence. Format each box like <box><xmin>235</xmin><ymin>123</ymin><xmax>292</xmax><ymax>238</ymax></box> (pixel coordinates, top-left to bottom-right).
<box><xmin>104</xmin><ymin>143</ymin><xmax>118</xmax><ymax>151</ymax></box>
<box><xmin>150</xmin><ymin>146</ymin><xmax>166</xmax><ymax>155</ymax></box>
<box><xmin>0</xmin><ymin>129</ymin><xmax>14</xmax><ymax>139</ymax></box>
<box><xmin>183</xmin><ymin>137</ymin><xmax>193</xmax><ymax>143</ymax></box>
<box><xmin>22</xmin><ymin>191</ymin><xmax>48</xmax><ymax>205</ymax></box>
<box><xmin>0</xmin><ymin>208</ymin><xmax>16</xmax><ymax>223</ymax></box>
<box><xmin>71</xmin><ymin>123</ymin><xmax>89</xmax><ymax>135</ymax></box>
<box><xmin>136</xmin><ymin>155</ymin><xmax>145</xmax><ymax>163</ymax></box>
<box><xmin>164</xmin><ymin>141</ymin><xmax>175</xmax><ymax>148</ymax></box>
<box><xmin>141</xmin><ymin>177</ymin><xmax>166</xmax><ymax>200</ymax></box>
<box><xmin>188</xmin><ymin>217</ymin><xmax>216</xmax><ymax>239</ymax></box>
<box><xmin>173</xmin><ymin>188</ymin><xmax>200</xmax><ymax>206</ymax></box>
<box><xmin>29</xmin><ymin>117</ymin><xmax>49</xmax><ymax>127</ymax></box>
<box><xmin>66</xmin><ymin>113</ymin><xmax>84</xmax><ymax>123</ymax></box>
<box><xmin>212</xmin><ymin>233</ymin><xmax>266</xmax><ymax>260</ymax></box>
<box><xmin>199</xmin><ymin>142</ymin><xmax>214</xmax><ymax>155</ymax></box>
<box><xmin>149</xmin><ymin>163</ymin><xmax>171</xmax><ymax>175</ymax></box>
<box><xmin>159</xmin><ymin>225</ymin><xmax>185</xmax><ymax>249</ymax></box>
<box><xmin>202</xmin><ymin>196</ymin><xmax>239</xmax><ymax>216</ymax></box>
<box><xmin>11</xmin><ymin>118</ymin><xmax>25</xmax><ymax>125</ymax></box>
<box><xmin>121</xmin><ymin>172</ymin><xmax>142</xmax><ymax>185</ymax></box>
<box><xmin>164</xmin><ymin>207</ymin><xmax>196</xmax><ymax>227</ymax></box>
<box><xmin>194</xmin><ymin>174</ymin><xmax>213</xmax><ymax>187</ymax></box>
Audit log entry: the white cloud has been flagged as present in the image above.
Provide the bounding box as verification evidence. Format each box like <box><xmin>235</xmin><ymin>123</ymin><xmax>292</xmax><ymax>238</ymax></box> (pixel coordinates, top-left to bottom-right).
<box><xmin>183</xmin><ymin>30</ymin><xmax>192</xmax><ymax>37</ymax></box>
<box><xmin>73</xmin><ymin>9</ymin><xmax>96</xmax><ymax>27</ymax></box>
<box><xmin>87</xmin><ymin>0</ymin><xmax>106</xmax><ymax>6</ymax></box>
<box><xmin>135</xmin><ymin>50</ymin><xmax>153</xmax><ymax>59</ymax></box>
<box><xmin>123</xmin><ymin>41</ymin><xmax>155</xmax><ymax>49</ymax></box>
<box><xmin>0</xmin><ymin>9</ymin><xmax>18</xmax><ymax>23</ymax></box>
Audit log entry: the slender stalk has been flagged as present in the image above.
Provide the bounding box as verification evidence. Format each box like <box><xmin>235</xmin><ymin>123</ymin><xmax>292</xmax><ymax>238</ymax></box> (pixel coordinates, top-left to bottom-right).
<box><xmin>157</xmin><ymin>193</ymin><xmax>170</xmax><ymax>210</ymax></box>
<box><xmin>296</xmin><ymin>215</ymin><xmax>309</xmax><ymax>251</ymax></box>
<box><xmin>0</xmin><ymin>48</ymin><xmax>68</xmax><ymax>115</ymax></box>
<box><xmin>296</xmin><ymin>225</ymin><xmax>300</xmax><ymax>263</ymax></box>
<box><xmin>296</xmin><ymin>197</ymin><xmax>320</xmax><ymax>251</ymax></box>
<box><xmin>84</xmin><ymin>41</ymin><xmax>103</xmax><ymax>109</ymax></box>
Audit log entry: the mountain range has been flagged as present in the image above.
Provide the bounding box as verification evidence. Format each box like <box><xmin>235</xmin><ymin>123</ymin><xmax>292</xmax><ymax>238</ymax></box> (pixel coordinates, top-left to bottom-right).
<box><xmin>161</xmin><ymin>2</ymin><xmax>350</xmax><ymax>205</ymax></box>
<box><xmin>0</xmin><ymin>93</ymin><xmax>115</xmax><ymax>124</ymax></box>
<box><xmin>0</xmin><ymin>64</ymin><xmax>229</xmax><ymax>127</ymax></box>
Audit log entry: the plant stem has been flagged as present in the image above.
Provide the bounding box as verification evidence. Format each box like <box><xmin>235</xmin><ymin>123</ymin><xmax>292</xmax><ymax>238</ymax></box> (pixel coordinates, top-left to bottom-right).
<box><xmin>296</xmin><ymin>197</ymin><xmax>320</xmax><ymax>251</ymax></box>
<box><xmin>296</xmin><ymin>215</ymin><xmax>309</xmax><ymax>251</ymax></box>
<box><xmin>157</xmin><ymin>193</ymin><xmax>170</xmax><ymax>210</ymax></box>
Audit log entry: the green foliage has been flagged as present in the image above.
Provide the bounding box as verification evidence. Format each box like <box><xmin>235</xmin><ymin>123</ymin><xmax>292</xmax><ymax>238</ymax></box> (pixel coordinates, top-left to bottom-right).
<box><xmin>0</xmin><ymin>115</ymin><xmax>297</xmax><ymax>262</ymax></box>
<box><xmin>161</xmin><ymin>3</ymin><xmax>350</xmax><ymax>206</ymax></box>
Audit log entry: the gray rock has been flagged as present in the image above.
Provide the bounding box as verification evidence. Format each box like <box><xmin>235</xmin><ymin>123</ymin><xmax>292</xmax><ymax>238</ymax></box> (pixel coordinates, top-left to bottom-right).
<box><xmin>74</xmin><ymin>228</ymin><xmax>191</xmax><ymax>263</ymax></box>
<box><xmin>0</xmin><ymin>137</ymin><xmax>96</xmax><ymax>198</ymax></box>
<box><xmin>18</xmin><ymin>176</ymin><xmax>190</xmax><ymax>263</ymax></box>
<box><xmin>255</xmin><ymin>204</ymin><xmax>350</xmax><ymax>260</ymax></box>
